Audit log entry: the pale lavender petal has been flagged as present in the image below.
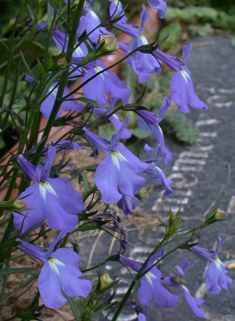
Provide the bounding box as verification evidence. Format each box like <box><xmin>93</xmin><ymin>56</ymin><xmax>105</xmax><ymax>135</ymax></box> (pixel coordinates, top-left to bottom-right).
<box><xmin>182</xmin><ymin>286</ymin><xmax>205</xmax><ymax>317</ymax></box>
<box><xmin>13</xmin><ymin>184</ymin><xmax>45</xmax><ymax>234</ymax></box>
<box><xmin>206</xmin><ymin>259</ymin><xmax>233</xmax><ymax>294</ymax></box>
<box><xmin>148</xmin><ymin>0</ymin><xmax>167</xmax><ymax>19</ymax></box>
<box><xmin>95</xmin><ymin>154</ymin><xmax>122</xmax><ymax>204</ymax></box>
<box><xmin>138</xmin><ymin>313</ymin><xmax>146</xmax><ymax>321</ymax></box>
<box><xmin>39</xmin><ymin>261</ymin><xmax>67</xmax><ymax>308</ymax></box>
<box><xmin>45</xmin><ymin>193</ymin><xmax>78</xmax><ymax>232</ymax></box>
<box><xmin>109</xmin><ymin>114</ymin><xmax>132</xmax><ymax>139</ymax></box>
<box><xmin>83</xmin><ymin>69</ymin><xmax>108</xmax><ymax>106</ymax></box>
<box><xmin>48</xmin><ymin>178</ymin><xmax>86</xmax><ymax>214</ymax></box>
<box><xmin>156</xmin><ymin>94</ymin><xmax>172</xmax><ymax>122</ymax></box>
<box><xmin>138</xmin><ymin>275</ymin><xmax>153</xmax><ymax>308</ymax></box>
<box><xmin>182</xmin><ymin>43</ymin><xmax>192</xmax><ymax>63</ymax></box>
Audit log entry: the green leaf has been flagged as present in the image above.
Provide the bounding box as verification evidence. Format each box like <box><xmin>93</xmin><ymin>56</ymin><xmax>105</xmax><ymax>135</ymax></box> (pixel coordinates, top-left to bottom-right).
<box><xmin>63</xmin><ymin>295</ymin><xmax>80</xmax><ymax>321</ymax></box>
<box><xmin>162</xmin><ymin>111</ymin><xmax>198</xmax><ymax>145</ymax></box>
<box><xmin>159</xmin><ymin>22</ymin><xmax>182</xmax><ymax>51</ymax></box>
<box><xmin>230</xmin><ymin>37</ymin><xmax>235</xmax><ymax>48</ymax></box>
<box><xmin>130</xmin><ymin>280</ymin><xmax>141</xmax><ymax>299</ymax></box>
<box><xmin>131</xmin><ymin>127</ymin><xmax>151</xmax><ymax>139</ymax></box>
<box><xmin>0</xmin><ymin>267</ymin><xmax>37</xmax><ymax>278</ymax></box>
<box><xmin>20</xmin><ymin>52</ymin><xmax>38</xmax><ymax>83</ymax></box>
<box><xmin>73</xmin><ymin>221</ymin><xmax>104</xmax><ymax>232</ymax></box>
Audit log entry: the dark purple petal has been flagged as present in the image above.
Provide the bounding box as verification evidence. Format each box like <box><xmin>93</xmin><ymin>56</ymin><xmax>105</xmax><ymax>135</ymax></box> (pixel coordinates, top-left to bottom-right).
<box><xmin>154</xmin><ymin>49</ymin><xmax>182</xmax><ymax>71</ymax></box>
<box><xmin>39</xmin><ymin>261</ymin><xmax>67</xmax><ymax>308</ymax></box>
<box><xmin>16</xmin><ymin>238</ymin><xmax>47</xmax><ymax>261</ymax></box>
<box><xmin>190</xmin><ymin>244</ymin><xmax>215</xmax><ymax>262</ymax></box>
<box><xmin>17</xmin><ymin>155</ymin><xmax>38</xmax><ymax>183</ymax></box>
<box><xmin>119</xmin><ymin>254</ymin><xmax>142</xmax><ymax>272</ymax></box>
<box><xmin>43</xmin><ymin>145</ymin><xmax>56</xmax><ymax>180</ymax></box>
<box><xmin>181</xmin><ymin>286</ymin><xmax>205</xmax><ymax>317</ymax></box>
<box><xmin>117</xmin><ymin>195</ymin><xmax>139</xmax><ymax>215</ymax></box>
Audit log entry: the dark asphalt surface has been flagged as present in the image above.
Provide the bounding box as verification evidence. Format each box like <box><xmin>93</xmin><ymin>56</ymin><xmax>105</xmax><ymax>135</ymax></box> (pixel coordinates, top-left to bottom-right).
<box><xmin>79</xmin><ymin>35</ymin><xmax>235</xmax><ymax>321</ymax></box>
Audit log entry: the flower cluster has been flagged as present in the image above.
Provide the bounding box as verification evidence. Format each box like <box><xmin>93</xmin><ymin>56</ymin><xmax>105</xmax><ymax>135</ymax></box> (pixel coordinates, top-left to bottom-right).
<box><xmin>5</xmin><ymin>0</ymin><xmax>231</xmax><ymax>319</ymax></box>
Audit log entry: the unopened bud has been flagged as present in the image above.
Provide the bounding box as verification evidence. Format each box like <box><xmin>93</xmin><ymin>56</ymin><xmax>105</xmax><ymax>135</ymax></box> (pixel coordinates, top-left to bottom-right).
<box><xmin>99</xmin><ymin>273</ymin><xmax>113</xmax><ymax>290</ymax></box>
<box><xmin>214</xmin><ymin>208</ymin><xmax>225</xmax><ymax>221</ymax></box>
<box><xmin>0</xmin><ymin>199</ymin><xmax>27</xmax><ymax>213</ymax></box>
<box><xmin>136</xmin><ymin>187</ymin><xmax>148</xmax><ymax>200</ymax></box>
<box><xmin>57</xmin><ymin>58</ymin><xmax>67</xmax><ymax>69</ymax></box>
<box><xmin>99</xmin><ymin>35</ymin><xmax>119</xmax><ymax>53</ymax></box>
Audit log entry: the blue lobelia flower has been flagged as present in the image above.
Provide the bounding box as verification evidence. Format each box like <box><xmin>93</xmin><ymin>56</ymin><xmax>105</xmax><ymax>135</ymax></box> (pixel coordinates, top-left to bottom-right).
<box><xmin>147</xmin><ymin>0</ymin><xmax>167</xmax><ymax>19</ymax></box>
<box><xmin>40</xmin><ymin>82</ymin><xmax>84</xmax><ymax>119</ymax></box>
<box><xmin>162</xmin><ymin>258</ymin><xmax>206</xmax><ymax>318</ymax></box>
<box><xmin>138</xmin><ymin>313</ymin><xmax>146</xmax><ymax>321</ymax></box>
<box><xmin>13</xmin><ymin>145</ymin><xmax>86</xmax><ymax>234</ymax></box>
<box><xmin>120</xmin><ymin>5</ymin><xmax>161</xmax><ymax>83</ymax></box>
<box><xmin>89</xmin><ymin>107</ymin><xmax>131</xmax><ymax>139</ymax></box>
<box><xmin>138</xmin><ymin>101</ymin><xmax>172</xmax><ymax>165</ymax></box>
<box><xmin>16</xmin><ymin>232</ymin><xmax>92</xmax><ymax>309</ymax></box>
<box><xmin>83</xmin><ymin>0</ymin><xmax>112</xmax><ymax>43</ymax></box>
<box><xmin>144</xmin><ymin>144</ymin><xmax>173</xmax><ymax>196</ymax></box>
<box><xmin>107</xmin><ymin>0</ymin><xmax>140</xmax><ymax>38</ymax></box>
<box><xmin>153</xmin><ymin>43</ymin><xmax>208</xmax><ymax>113</ymax></box>
<box><xmin>190</xmin><ymin>237</ymin><xmax>233</xmax><ymax>294</ymax></box>
<box><xmin>120</xmin><ymin>248</ymin><xmax>180</xmax><ymax>313</ymax></box>
<box><xmin>83</xmin><ymin>60</ymin><xmax>130</xmax><ymax>107</ymax></box>
<box><xmin>94</xmin><ymin>118</ymin><xmax>148</xmax><ymax>204</ymax></box>
<box><xmin>117</xmin><ymin>194</ymin><xmax>139</xmax><ymax>216</ymax></box>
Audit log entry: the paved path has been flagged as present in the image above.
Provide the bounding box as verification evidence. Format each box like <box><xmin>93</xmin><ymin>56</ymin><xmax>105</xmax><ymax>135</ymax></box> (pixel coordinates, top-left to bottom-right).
<box><xmin>80</xmin><ymin>35</ymin><xmax>235</xmax><ymax>321</ymax></box>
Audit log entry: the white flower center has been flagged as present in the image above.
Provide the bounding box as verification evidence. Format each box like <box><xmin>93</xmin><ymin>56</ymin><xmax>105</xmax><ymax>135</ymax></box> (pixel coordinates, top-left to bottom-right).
<box><xmin>180</xmin><ymin>68</ymin><xmax>191</xmax><ymax>84</ymax></box>
<box><xmin>39</xmin><ymin>181</ymin><xmax>57</xmax><ymax>201</ymax></box>
<box><xmin>48</xmin><ymin>256</ymin><xmax>65</xmax><ymax>275</ymax></box>
<box><xmin>111</xmin><ymin>149</ymin><xmax>128</xmax><ymax>170</ymax></box>
<box><xmin>145</xmin><ymin>271</ymin><xmax>157</xmax><ymax>287</ymax></box>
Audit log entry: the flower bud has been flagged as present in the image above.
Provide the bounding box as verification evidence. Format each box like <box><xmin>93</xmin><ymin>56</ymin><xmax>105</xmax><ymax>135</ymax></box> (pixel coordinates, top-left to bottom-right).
<box><xmin>57</xmin><ymin>58</ymin><xmax>67</xmax><ymax>69</ymax></box>
<box><xmin>214</xmin><ymin>208</ymin><xmax>225</xmax><ymax>221</ymax></box>
<box><xmin>136</xmin><ymin>187</ymin><xmax>148</xmax><ymax>200</ymax></box>
<box><xmin>99</xmin><ymin>273</ymin><xmax>113</xmax><ymax>290</ymax></box>
<box><xmin>0</xmin><ymin>199</ymin><xmax>27</xmax><ymax>213</ymax></box>
<box><xmin>99</xmin><ymin>35</ymin><xmax>119</xmax><ymax>54</ymax></box>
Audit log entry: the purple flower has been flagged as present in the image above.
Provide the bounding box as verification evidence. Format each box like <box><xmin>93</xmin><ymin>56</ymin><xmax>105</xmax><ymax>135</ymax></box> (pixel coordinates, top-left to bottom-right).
<box><xmin>190</xmin><ymin>237</ymin><xmax>233</xmax><ymax>294</ymax></box>
<box><xmin>147</xmin><ymin>0</ymin><xmax>167</xmax><ymax>19</ymax></box>
<box><xmin>121</xmin><ymin>5</ymin><xmax>161</xmax><ymax>83</ymax></box>
<box><xmin>144</xmin><ymin>144</ymin><xmax>173</xmax><ymax>196</ymax></box>
<box><xmin>40</xmin><ymin>83</ymin><xmax>84</xmax><ymax>119</ymax></box>
<box><xmin>90</xmin><ymin>107</ymin><xmax>131</xmax><ymax>139</ymax></box>
<box><xmin>13</xmin><ymin>145</ymin><xmax>86</xmax><ymax>234</ymax></box>
<box><xmin>138</xmin><ymin>313</ymin><xmax>146</xmax><ymax>321</ymax></box>
<box><xmin>117</xmin><ymin>194</ymin><xmax>139</xmax><ymax>215</ymax></box>
<box><xmin>107</xmin><ymin>0</ymin><xmax>140</xmax><ymax>38</ymax></box>
<box><xmin>83</xmin><ymin>2</ymin><xmax>111</xmax><ymax>43</ymax></box>
<box><xmin>162</xmin><ymin>258</ymin><xmax>206</xmax><ymax>317</ymax></box>
<box><xmin>17</xmin><ymin>233</ymin><xmax>92</xmax><ymax>309</ymax></box>
<box><xmin>83</xmin><ymin>61</ymin><xmax>130</xmax><ymax>107</ymax></box>
<box><xmin>138</xmin><ymin>113</ymin><xmax>172</xmax><ymax>165</ymax></box>
<box><xmin>120</xmin><ymin>248</ymin><xmax>180</xmax><ymax>312</ymax></box>
<box><xmin>94</xmin><ymin>118</ymin><xmax>148</xmax><ymax>204</ymax></box>
<box><xmin>154</xmin><ymin>43</ymin><xmax>208</xmax><ymax>113</ymax></box>
<box><xmin>156</xmin><ymin>94</ymin><xmax>172</xmax><ymax>123</ymax></box>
